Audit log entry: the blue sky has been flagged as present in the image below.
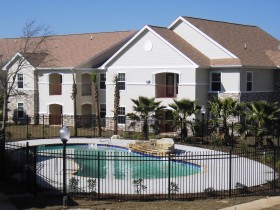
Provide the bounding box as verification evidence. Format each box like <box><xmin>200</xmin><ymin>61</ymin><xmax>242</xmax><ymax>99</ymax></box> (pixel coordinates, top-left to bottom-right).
<box><xmin>1</xmin><ymin>0</ymin><xmax>279</xmax><ymax>40</ymax></box>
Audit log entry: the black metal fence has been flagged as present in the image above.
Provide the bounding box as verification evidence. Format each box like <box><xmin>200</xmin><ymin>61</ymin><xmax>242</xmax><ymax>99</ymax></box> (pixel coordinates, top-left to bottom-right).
<box><xmin>2</xmin><ymin>141</ymin><xmax>280</xmax><ymax>201</ymax></box>
<box><xmin>4</xmin><ymin>115</ymin><xmax>145</xmax><ymax>141</ymax></box>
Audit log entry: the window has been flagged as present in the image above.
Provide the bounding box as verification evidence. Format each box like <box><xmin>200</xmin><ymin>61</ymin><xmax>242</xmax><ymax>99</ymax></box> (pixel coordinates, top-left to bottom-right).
<box><xmin>118</xmin><ymin>73</ymin><xmax>126</xmax><ymax>90</ymax></box>
<box><xmin>118</xmin><ymin>107</ymin><xmax>126</xmax><ymax>124</ymax></box>
<box><xmin>211</xmin><ymin>72</ymin><xmax>221</xmax><ymax>91</ymax></box>
<box><xmin>18</xmin><ymin>73</ymin><xmax>23</xmax><ymax>88</ymax></box>
<box><xmin>246</xmin><ymin>72</ymin><xmax>253</xmax><ymax>91</ymax></box>
<box><xmin>100</xmin><ymin>104</ymin><xmax>106</xmax><ymax>118</ymax></box>
<box><xmin>100</xmin><ymin>74</ymin><xmax>106</xmax><ymax>89</ymax></box>
<box><xmin>17</xmin><ymin>103</ymin><xmax>24</xmax><ymax>119</ymax></box>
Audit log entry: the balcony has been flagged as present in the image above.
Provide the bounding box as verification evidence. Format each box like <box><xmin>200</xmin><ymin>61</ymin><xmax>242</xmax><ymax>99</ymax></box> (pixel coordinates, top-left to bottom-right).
<box><xmin>82</xmin><ymin>84</ymin><xmax>92</xmax><ymax>96</ymax></box>
<box><xmin>155</xmin><ymin>84</ymin><xmax>178</xmax><ymax>98</ymax></box>
<box><xmin>49</xmin><ymin>84</ymin><xmax>62</xmax><ymax>95</ymax></box>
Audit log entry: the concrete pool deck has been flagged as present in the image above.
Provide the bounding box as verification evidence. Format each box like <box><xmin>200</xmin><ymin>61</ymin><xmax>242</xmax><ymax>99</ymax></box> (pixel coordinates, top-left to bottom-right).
<box><xmin>7</xmin><ymin>138</ymin><xmax>276</xmax><ymax>195</ymax></box>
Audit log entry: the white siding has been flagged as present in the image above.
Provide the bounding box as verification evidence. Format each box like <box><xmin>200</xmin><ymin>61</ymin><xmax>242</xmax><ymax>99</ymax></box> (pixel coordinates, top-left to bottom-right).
<box><xmin>208</xmin><ymin>69</ymin><xmax>240</xmax><ymax>93</ymax></box>
<box><xmin>105</xmin><ymin>67</ymin><xmax>197</xmax><ymax>117</ymax></box>
<box><xmin>222</xmin><ymin>69</ymin><xmax>240</xmax><ymax>92</ymax></box>
<box><xmin>38</xmin><ymin>70</ymin><xmax>74</xmax><ymax>115</ymax></box>
<box><xmin>110</xmin><ymin>30</ymin><xmax>194</xmax><ymax>67</ymax></box>
<box><xmin>172</xmin><ymin>20</ymin><xmax>234</xmax><ymax>59</ymax></box>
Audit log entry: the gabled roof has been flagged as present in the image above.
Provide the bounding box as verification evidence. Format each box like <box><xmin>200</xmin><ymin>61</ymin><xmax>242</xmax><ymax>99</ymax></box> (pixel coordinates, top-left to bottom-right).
<box><xmin>149</xmin><ymin>26</ymin><xmax>210</xmax><ymax>67</ymax></box>
<box><xmin>181</xmin><ymin>16</ymin><xmax>280</xmax><ymax>67</ymax></box>
<box><xmin>0</xmin><ymin>30</ymin><xmax>136</xmax><ymax>68</ymax></box>
<box><xmin>102</xmin><ymin>25</ymin><xmax>217</xmax><ymax>68</ymax></box>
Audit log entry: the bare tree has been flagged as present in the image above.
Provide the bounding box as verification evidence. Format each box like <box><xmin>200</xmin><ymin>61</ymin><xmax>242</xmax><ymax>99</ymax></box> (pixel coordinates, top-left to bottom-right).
<box><xmin>0</xmin><ymin>20</ymin><xmax>53</xmax><ymax>131</ymax></box>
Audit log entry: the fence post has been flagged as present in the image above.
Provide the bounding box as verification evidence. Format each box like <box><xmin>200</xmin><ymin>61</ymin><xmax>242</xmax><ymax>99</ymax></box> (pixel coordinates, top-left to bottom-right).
<box><xmin>26</xmin><ymin>142</ymin><xmax>30</xmax><ymax>190</ymax></box>
<box><xmin>33</xmin><ymin>146</ymin><xmax>37</xmax><ymax>196</ymax></box>
<box><xmin>26</xmin><ymin>115</ymin><xmax>29</xmax><ymax>140</ymax></box>
<box><xmin>229</xmin><ymin>149</ymin><xmax>232</xmax><ymax>197</ymax></box>
<box><xmin>168</xmin><ymin>153</ymin><xmax>171</xmax><ymax>200</ymax></box>
<box><xmin>62</xmin><ymin>140</ymin><xmax>67</xmax><ymax>197</ymax></box>
<box><xmin>98</xmin><ymin>152</ymin><xmax>100</xmax><ymax>200</ymax></box>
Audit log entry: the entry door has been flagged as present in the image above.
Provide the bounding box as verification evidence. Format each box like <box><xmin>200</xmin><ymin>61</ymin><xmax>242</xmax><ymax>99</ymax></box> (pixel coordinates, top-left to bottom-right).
<box><xmin>166</xmin><ymin>74</ymin><xmax>174</xmax><ymax>97</ymax></box>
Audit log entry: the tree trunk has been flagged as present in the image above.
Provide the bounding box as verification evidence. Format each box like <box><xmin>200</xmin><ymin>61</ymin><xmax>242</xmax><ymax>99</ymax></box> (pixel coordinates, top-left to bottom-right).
<box><xmin>113</xmin><ymin>75</ymin><xmax>120</xmax><ymax>135</ymax></box>
<box><xmin>93</xmin><ymin>83</ymin><xmax>101</xmax><ymax>137</ymax></box>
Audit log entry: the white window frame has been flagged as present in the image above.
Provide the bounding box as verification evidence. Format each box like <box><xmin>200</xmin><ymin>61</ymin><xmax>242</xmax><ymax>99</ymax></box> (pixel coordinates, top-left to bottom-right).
<box><xmin>118</xmin><ymin>106</ymin><xmax>126</xmax><ymax>124</ymax></box>
<box><xmin>100</xmin><ymin>103</ymin><xmax>106</xmax><ymax>118</ymax></box>
<box><xmin>246</xmin><ymin>71</ymin><xmax>253</xmax><ymax>92</ymax></box>
<box><xmin>17</xmin><ymin>102</ymin><xmax>24</xmax><ymax>119</ymax></box>
<box><xmin>17</xmin><ymin>73</ymin><xmax>24</xmax><ymax>89</ymax></box>
<box><xmin>117</xmin><ymin>73</ymin><xmax>126</xmax><ymax>91</ymax></box>
<box><xmin>210</xmin><ymin>72</ymin><xmax>222</xmax><ymax>92</ymax></box>
<box><xmin>99</xmin><ymin>73</ymin><xmax>106</xmax><ymax>90</ymax></box>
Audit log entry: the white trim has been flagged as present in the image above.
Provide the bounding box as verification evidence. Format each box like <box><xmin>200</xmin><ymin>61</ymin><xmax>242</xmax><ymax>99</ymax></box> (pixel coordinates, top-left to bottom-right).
<box><xmin>81</xmin><ymin>102</ymin><xmax>92</xmax><ymax>106</ymax></box>
<box><xmin>3</xmin><ymin>52</ymin><xmax>23</xmax><ymax>70</ymax></box>
<box><xmin>107</xmin><ymin>65</ymin><xmax>195</xmax><ymax>69</ymax></box>
<box><xmin>118</xmin><ymin>106</ymin><xmax>126</xmax><ymax>125</ymax></box>
<box><xmin>37</xmin><ymin>67</ymin><xmax>74</xmax><ymax>70</ymax></box>
<box><xmin>47</xmin><ymin>102</ymin><xmax>64</xmax><ymax>106</ymax></box>
<box><xmin>211</xmin><ymin>65</ymin><xmax>242</xmax><ymax>68</ymax></box>
<box><xmin>152</xmin><ymin>70</ymin><xmax>182</xmax><ymax>75</ymax></box>
<box><xmin>101</xmin><ymin>25</ymin><xmax>198</xmax><ymax>69</ymax></box>
<box><xmin>117</xmin><ymin>72</ymin><xmax>126</xmax><ymax>91</ymax></box>
<box><xmin>168</xmin><ymin>16</ymin><xmax>238</xmax><ymax>59</ymax></box>
<box><xmin>38</xmin><ymin>112</ymin><xmax>48</xmax><ymax>114</ymax></box>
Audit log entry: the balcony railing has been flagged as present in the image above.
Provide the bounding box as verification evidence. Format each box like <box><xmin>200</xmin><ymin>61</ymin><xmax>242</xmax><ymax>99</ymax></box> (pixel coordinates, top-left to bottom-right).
<box><xmin>49</xmin><ymin>84</ymin><xmax>62</xmax><ymax>95</ymax></box>
<box><xmin>82</xmin><ymin>84</ymin><xmax>92</xmax><ymax>96</ymax></box>
<box><xmin>155</xmin><ymin>84</ymin><xmax>178</xmax><ymax>98</ymax></box>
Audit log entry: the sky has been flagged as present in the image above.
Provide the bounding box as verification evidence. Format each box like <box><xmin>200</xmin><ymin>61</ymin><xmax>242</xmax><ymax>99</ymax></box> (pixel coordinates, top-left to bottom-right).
<box><xmin>0</xmin><ymin>0</ymin><xmax>280</xmax><ymax>40</ymax></box>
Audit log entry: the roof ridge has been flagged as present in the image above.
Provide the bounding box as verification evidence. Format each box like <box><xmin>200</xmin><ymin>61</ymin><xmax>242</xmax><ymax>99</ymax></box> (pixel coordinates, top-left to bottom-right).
<box><xmin>183</xmin><ymin>16</ymin><xmax>257</xmax><ymax>28</ymax></box>
<box><xmin>147</xmin><ymin>25</ymin><xmax>167</xmax><ymax>29</ymax></box>
<box><xmin>0</xmin><ymin>30</ymin><xmax>136</xmax><ymax>40</ymax></box>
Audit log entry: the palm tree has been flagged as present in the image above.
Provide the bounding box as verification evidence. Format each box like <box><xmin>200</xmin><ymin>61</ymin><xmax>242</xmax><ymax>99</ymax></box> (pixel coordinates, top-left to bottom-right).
<box><xmin>71</xmin><ymin>73</ymin><xmax>77</xmax><ymax>137</ymax></box>
<box><xmin>113</xmin><ymin>75</ymin><xmax>120</xmax><ymax>135</ymax></box>
<box><xmin>241</xmin><ymin>101</ymin><xmax>280</xmax><ymax>148</ymax></box>
<box><xmin>169</xmin><ymin>99</ymin><xmax>200</xmax><ymax>141</ymax></box>
<box><xmin>127</xmin><ymin>96</ymin><xmax>165</xmax><ymax>140</ymax></box>
<box><xmin>208</xmin><ymin>97</ymin><xmax>239</xmax><ymax>143</ymax></box>
<box><xmin>92</xmin><ymin>73</ymin><xmax>101</xmax><ymax>137</ymax></box>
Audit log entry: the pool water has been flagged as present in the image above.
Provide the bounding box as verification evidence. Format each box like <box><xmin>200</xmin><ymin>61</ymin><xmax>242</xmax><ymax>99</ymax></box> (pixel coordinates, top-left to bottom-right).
<box><xmin>38</xmin><ymin>144</ymin><xmax>201</xmax><ymax>179</ymax></box>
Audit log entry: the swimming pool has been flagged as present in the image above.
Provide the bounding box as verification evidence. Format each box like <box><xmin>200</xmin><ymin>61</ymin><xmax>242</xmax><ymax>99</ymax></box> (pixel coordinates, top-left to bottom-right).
<box><xmin>38</xmin><ymin>144</ymin><xmax>201</xmax><ymax>180</ymax></box>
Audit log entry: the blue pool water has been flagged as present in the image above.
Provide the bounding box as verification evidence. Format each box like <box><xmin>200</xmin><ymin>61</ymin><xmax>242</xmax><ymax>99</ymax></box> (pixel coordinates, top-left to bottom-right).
<box><xmin>38</xmin><ymin>144</ymin><xmax>201</xmax><ymax>179</ymax></box>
